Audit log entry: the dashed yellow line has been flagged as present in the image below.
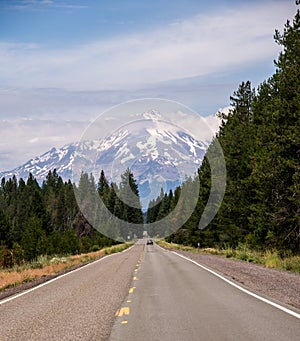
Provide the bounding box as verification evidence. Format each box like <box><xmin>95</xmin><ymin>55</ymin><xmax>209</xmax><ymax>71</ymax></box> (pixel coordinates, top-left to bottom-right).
<box><xmin>115</xmin><ymin>307</ymin><xmax>130</xmax><ymax>317</ymax></box>
<box><xmin>129</xmin><ymin>287</ymin><xmax>136</xmax><ymax>293</ymax></box>
<box><xmin>115</xmin><ymin>254</ymin><xmax>144</xmax><ymax>326</ymax></box>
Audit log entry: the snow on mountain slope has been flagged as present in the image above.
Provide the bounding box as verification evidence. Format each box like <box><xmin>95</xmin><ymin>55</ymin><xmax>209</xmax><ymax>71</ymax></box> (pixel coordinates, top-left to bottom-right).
<box><xmin>0</xmin><ymin>112</ymin><xmax>209</xmax><ymax>206</ymax></box>
<box><xmin>0</xmin><ymin>144</ymin><xmax>78</xmax><ymax>183</ymax></box>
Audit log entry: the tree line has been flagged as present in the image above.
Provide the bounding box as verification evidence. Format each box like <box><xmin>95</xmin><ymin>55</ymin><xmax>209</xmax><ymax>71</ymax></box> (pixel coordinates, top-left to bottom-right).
<box><xmin>163</xmin><ymin>7</ymin><xmax>300</xmax><ymax>254</ymax></box>
<box><xmin>0</xmin><ymin>168</ymin><xmax>144</xmax><ymax>267</ymax></box>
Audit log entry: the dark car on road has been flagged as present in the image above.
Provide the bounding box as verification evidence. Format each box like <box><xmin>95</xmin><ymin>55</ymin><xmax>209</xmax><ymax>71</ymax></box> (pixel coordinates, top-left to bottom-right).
<box><xmin>146</xmin><ymin>239</ymin><xmax>153</xmax><ymax>245</ymax></box>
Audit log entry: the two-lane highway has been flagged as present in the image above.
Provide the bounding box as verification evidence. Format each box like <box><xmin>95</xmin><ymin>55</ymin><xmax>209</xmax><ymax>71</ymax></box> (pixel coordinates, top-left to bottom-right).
<box><xmin>1</xmin><ymin>241</ymin><xmax>299</xmax><ymax>340</ymax></box>
<box><xmin>110</xmin><ymin>242</ymin><xmax>300</xmax><ymax>341</ymax></box>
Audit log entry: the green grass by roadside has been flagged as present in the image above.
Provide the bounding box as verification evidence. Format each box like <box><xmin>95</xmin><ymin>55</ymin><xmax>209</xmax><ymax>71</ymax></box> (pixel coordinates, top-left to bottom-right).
<box><xmin>0</xmin><ymin>243</ymin><xmax>132</xmax><ymax>292</ymax></box>
<box><xmin>157</xmin><ymin>240</ymin><xmax>300</xmax><ymax>273</ymax></box>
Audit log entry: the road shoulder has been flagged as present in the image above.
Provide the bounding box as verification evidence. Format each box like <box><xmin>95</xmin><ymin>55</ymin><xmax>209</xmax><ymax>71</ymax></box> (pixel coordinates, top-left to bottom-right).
<box><xmin>169</xmin><ymin>248</ymin><xmax>300</xmax><ymax>310</ymax></box>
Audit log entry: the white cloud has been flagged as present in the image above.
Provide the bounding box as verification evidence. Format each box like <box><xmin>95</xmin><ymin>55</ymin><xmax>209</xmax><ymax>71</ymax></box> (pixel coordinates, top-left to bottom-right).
<box><xmin>0</xmin><ymin>118</ymin><xmax>90</xmax><ymax>170</ymax></box>
<box><xmin>0</xmin><ymin>99</ymin><xmax>222</xmax><ymax>172</ymax></box>
<box><xmin>0</xmin><ymin>1</ymin><xmax>296</xmax><ymax>90</ymax></box>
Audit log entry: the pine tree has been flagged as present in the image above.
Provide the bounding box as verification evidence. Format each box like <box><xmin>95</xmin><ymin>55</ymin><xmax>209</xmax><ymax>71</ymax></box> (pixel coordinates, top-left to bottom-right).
<box><xmin>97</xmin><ymin>170</ymin><xmax>109</xmax><ymax>199</ymax></box>
<box><xmin>116</xmin><ymin>169</ymin><xmax>144</xmax><ymax>240</ymax></box>
<box><xmin>119</xmin><ymin>168</ymin><xmax>143</xmax><ymax>224</ymax></box>
<box><xmin>213</xmin><ymin>81</ymin><xmax>255</xmax><ymax>245</ymax></box>
<box><xmin>0</xmin><ymin>208</ymin><xmax>10</xmax><ymax>246</ymax></box>
<box><xmin>248</xmin><ymin>6</ymin><xmax>300</xmax><ymax>251</ymax></box>
<box><xmin>21</xmin><ymin>216</ymin><xmax>46</xmax><ymax>260</ymax></box>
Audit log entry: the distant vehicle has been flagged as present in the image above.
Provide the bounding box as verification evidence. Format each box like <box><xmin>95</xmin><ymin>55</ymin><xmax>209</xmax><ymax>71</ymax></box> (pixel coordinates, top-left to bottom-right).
<box><xmin>146</xmin><ymin>239</ymin><xmax>153</xmax><ymax>245</ymax></box>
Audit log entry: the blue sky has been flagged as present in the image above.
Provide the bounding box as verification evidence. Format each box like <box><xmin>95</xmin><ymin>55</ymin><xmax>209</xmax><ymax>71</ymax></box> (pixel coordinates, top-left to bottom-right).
<box><xmin>0</xmin><ymin>0</ymin><xmax>297</xmax><ymax>171</ymax></box>
<box><xmin>0</xmin><ymin>0</ymin><xmax>267</xmax><ymax>45</ymax></box>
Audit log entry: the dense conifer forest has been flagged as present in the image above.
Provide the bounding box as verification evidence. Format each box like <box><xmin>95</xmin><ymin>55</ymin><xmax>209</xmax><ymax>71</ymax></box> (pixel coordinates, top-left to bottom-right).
<box><xmin>0</xmin><ymin>169</ymin><xmax>144</xmax><ymax>267</ymax></box>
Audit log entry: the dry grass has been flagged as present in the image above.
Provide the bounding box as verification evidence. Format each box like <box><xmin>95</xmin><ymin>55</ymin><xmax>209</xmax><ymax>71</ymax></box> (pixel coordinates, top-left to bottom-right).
<box><xmin>157</xmin><ymin>240</ymin><xmax>300</xmax><ymax>273</ymax></box>
<box><xmin>0</xmin><ymin>244</ymin><xmax>130</xmax><ymax>291</ymax></box>
<box><xmin>0</xmin><ymin>262</ymin><xmax>76</xmax><ymax>290</ymax></box>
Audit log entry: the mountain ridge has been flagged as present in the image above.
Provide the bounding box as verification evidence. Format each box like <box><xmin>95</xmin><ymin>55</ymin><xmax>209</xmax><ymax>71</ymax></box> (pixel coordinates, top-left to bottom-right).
<box><xmin>0</xmin><ymin>122</ymin><xmax>208</xmax><ymax>207</ymax></box>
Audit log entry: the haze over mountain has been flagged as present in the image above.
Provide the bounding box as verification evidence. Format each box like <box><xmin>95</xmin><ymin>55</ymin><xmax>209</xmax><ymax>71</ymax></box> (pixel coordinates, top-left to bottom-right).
<box><xmin>0</xmin><ymin>110</ymin><xmax>210</xmax><ymax>207</ymax></box>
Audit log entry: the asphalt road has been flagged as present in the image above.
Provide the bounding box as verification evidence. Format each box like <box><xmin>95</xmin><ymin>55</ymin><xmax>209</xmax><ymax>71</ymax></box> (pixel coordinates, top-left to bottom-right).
<box><xmin>0</xmin><ymin>243</ymin><xmax>144</xmax><ymax>340</ymax></box>
<box><xmin>1</xmin><ymin>241</ymin><xmax>299</xmax><ymax>340</ymax></box>
<box><xmin>110</xmin><ymin>242</ymin><xmax>300</xmax><ymax>341</ymax></box>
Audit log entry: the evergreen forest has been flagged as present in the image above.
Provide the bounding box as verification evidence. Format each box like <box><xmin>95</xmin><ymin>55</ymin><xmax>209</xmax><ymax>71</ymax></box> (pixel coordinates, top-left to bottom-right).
<box><xmin>0</xmin><ymin>169</ymin><xmax>144</xmax><ymax>267</ymax></box>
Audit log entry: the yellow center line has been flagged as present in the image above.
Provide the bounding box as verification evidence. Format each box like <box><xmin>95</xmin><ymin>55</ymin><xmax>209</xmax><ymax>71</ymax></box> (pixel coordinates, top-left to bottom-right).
<box><xmin>129</xmin><ymin>287</ymin><xmax>136</xmax><ymax>293</ymax></box>
<box><xmin>115</xmin><ymin>307</ymin><xmax>130</xmax><ymax>317</ymax></box>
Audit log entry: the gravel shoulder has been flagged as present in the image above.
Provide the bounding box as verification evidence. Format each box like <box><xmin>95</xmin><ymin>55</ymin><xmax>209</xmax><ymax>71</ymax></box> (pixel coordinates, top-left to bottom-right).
<box><xmin>172</xmin><ymin>249</ymin><xmax>300</xmax><ymax>310</ymax></box>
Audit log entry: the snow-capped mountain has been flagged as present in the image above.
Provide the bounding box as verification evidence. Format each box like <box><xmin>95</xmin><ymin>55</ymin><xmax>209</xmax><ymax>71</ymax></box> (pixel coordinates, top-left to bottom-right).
<box><xmin>0</xmin><ymin>111</ymin><xmax>208</xmax><ymax>206</ymax></box>
<box><xmin>0</xmin><ymin>144</ymin><xmax>78</xmax><ymax>183</ymax></box>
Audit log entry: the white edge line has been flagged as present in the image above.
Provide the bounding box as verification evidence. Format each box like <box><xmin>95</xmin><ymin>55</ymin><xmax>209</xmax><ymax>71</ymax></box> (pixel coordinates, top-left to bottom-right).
<box><xmin>0</xmin><ymin>243</ymin><xmax>135</xmax><ymax>306</ymax></box>
<box><xmin>171</xmin><ymin>250</ymin><xmax>300</xmax><ymax>319</ymax></box>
